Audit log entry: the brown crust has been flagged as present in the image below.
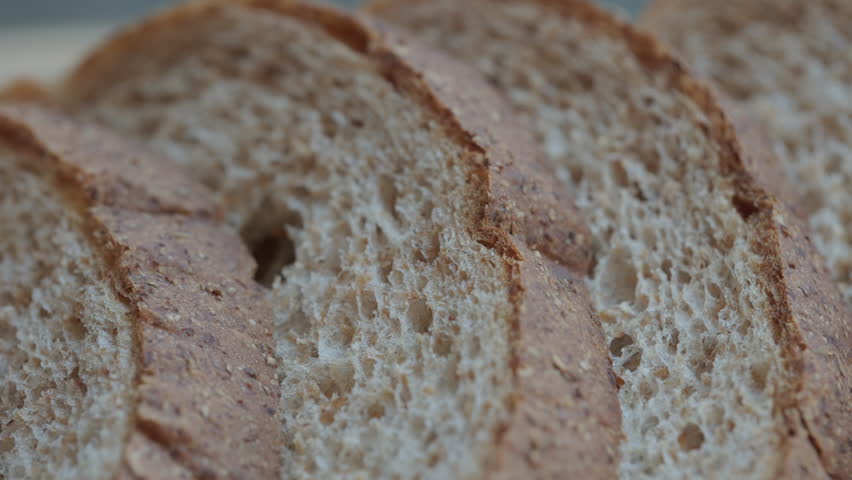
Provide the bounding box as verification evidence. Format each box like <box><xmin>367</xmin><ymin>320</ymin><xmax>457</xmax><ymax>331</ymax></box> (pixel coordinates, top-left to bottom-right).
<box><xmin>0</xmin><ymin>104</ymin><xmax>281</xmax><ymax>479</ymax></box>
<box><xmin>0</xmin><ymin>78</ymin><xmax>52</xmax><ymax>104</ymax></box>
<box><xmin>59</xmin><ymin>1</ymin><xmax>622</xmax><ymax>478</ymax></box>
<box><xmin>368</xmin><ymin>0</ymin><xmax>852</xmax><ymax>478</ymax></box>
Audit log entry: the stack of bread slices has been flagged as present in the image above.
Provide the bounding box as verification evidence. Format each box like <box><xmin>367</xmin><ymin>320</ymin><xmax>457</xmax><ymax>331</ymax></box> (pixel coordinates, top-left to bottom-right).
<box><xmin>1</xmin><ymin>1</ymin><xmax>848</xmax><ymax>479</ymax></box>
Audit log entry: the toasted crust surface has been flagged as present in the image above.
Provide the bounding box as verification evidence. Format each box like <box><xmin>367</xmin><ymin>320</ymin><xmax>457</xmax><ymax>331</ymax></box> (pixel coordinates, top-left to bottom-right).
<box><xmin>0</xmin><ymin>104</ymin><xmax>282</xmax><ymax>479</ymax></box>
<box><xmin>58</xmin><ymin>1</ymin><xmax>622</xmax><ymax>477</ymax></box>
<box><xmin>366</xmin><ymin>0</ymin><xmax>852</xmax><ymax>478</ymax></box>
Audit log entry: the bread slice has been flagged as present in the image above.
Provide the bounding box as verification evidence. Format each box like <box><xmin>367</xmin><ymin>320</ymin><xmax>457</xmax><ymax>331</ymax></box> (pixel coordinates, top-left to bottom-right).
<box><xmin>0</xmin><ymin>104</ymin><xmax>280</xmax><ymax>479</ymax></box>
<box><xmin>54</xmin><ymin>1</ymin><xmax>622</xmax><ymax>478</ymax></box>
<box><xmin>366</xmin><ymin>0</ymin><xmax>852</xmax><ymax>478</ymax></box>
<box><xmin>640</xmin><ymin>0</ymin><xmax>852</xmax><ymax>314</ymax></box>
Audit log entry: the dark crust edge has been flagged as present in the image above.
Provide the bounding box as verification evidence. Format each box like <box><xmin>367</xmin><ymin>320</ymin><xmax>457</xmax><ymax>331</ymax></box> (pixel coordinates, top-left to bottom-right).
<box><xmin>640</xmin><ymin>2</ymin><xmax>852</xmax><ymax>478</ymax></box>
<box><xmin>0</xmin><ymin>104</ymin><xmax>282</xmax><ymax>480</ymax></box>
<box><xmin>368</xmin><ymin>0</ymin><xmax>852</xmax><ymax>478</ymax></box>
<box><xmin>59</xmin><ymin>1</ymin><xmax>623</xmax><ymax>478</ymax></box>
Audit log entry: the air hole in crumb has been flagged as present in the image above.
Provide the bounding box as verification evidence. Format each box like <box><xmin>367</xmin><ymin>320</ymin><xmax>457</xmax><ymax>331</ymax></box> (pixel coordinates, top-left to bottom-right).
<box><xmin>327</xmin><ymin>317</ymin><xmax>356</xmax><ymax>349</ymax></box>
<box><xmin>66</xmin><ymin>316</ymin><xmax>86</xmax><ymax>341</ymax></box>
<box><xmin>707</xmin><ymin>405</ymin><xmax>725</xmax><ymax>425</ymax></box>
<box><xmin>359</xmin><ymin>291</ymin><xmax>378</xmax><ymax>319</ymax></box>
<box><xmin>411</xmin><ymin>417</ymin><xmax>426</xmax><ymax>435</ymax></box>
<box><xmin>678</xmin><ymin>423</ymin><xmax>705</xmax><ymax>451</ymax></box>
<box><xmin>638</xmin><ymin>149</ymin><xmax>661</xmax><ymax>174</ymax></box>
<box><xmin>248</xmin><ymin>229</ymin><xmax>296</xmax><ymax>287</ymax></box>
<box><xmin>470</xmin><ymin>335</ymin><xmax>481</xmax><ymax>356</ymax></box>
<box><xmin>242</xmin><ymin>207</ymin><xmax>301</xmax><ymax>287</ymax></box>
<box><xmin>750</xmin><ymin>361</ymin><xmax>770</xmax><ymax>391</ymax></box>
<box><xmin>667</xmin><ymin>329</ymin><xmax>680</xmax><ymax>354</ymax></box>
<box><xmin>422</xmin><ymin>200</ymin><xmax>434</xmax><ymax>220</ymax></box>
<box><xmin>8</xmin><ymin>384</ymin><xmax>24</xmax><ymax>409</ymax></box>
<box><xmin>0</xmin><ymin>434</ymin><xmax>14</xmax><ymax>454</ymax></box>
<box><xmin>70</xmin><ymin>366</ymin><xmax>87</xmax><ymax>395</ymax></box>
<box><xmin>641</xmin><ymin>415</ymin><xmax>659</xmax><ymax>434</ymax></box>
<box><xmin>611</xmin><ymin>161</ymin><xmax>629</xmax><ymax>187</ymax></box>
<box><xmin>379</xmin><ymin>175</ymin><xmax>401</xmax><ymax>223</ymax></box>
<box><xmin>677</xmin><ymin>270</ymin><xmax>692</xmax><ymax>284</ymax></box>
<box><xmin>320</xmin><ymin>113</ymin><xmax>338</xmax><ymax>138</ymax></box>
<box><xmin>320</xmin><ymin>409</ymin><xmax>335</xmax><ymax>426</ymax></box>
<box><xmin>318</xmin><ymin>361</ymin><xmax>355</xmax><ymax>399</ymax></box>
<box><xmin>366</xmin><ymin>402</ymin><xmax>385</xmax><ymax>419</ymax></box>
<box><xmin>362</xmin><ymin>357</ymin><xmax>376</xmax><ymax>377</ymax></box>
<box><xmin>609</xmin><ymin>334</ymin><xmax>634</xmax><ymax>357</ymax></box>
<box><xmin>288</xmin><ymin>308</ymin><xmax>312</xmax><ymax>338</ymax></box>
<box><xmin>433</xmin><ymin>333</ymin><xmax>453</xmax><ymax>357</ymax></box>
<box><xmin>732</xmin><ymin>194</ymin><xmax>758</xmax><ymax>220</ymax></box>
<box><xmin>599</xmin><ymin>247</ymin><xmax>637</xmax><ymax>305</ymax></box>
<box><xmin>570</xmin><ymin>166</ymin><xmax>584</xmax><ymax>184</ymax></box>
<box><xmin>640</xmin><ymin>380</ymin><xmax>657</xmax><ymax>399</ymax></box>
<box><xmin>409</xmin><ymin>298</ymin><xmax>433</xmax><ymax>334</ymax></box>
<box><xmin>707</xmin><ymin>283</ymin><xmax>723</xmax><ymax>299</ymax></box>
<box><xmin>440</xmin><ymin>357</ymin><xmax>460</xmax><ymax>392</ymax></box>
<box><xmin>416</xmin><ymin>231</ymin><xmax>441</xmax><ymax>263</ymax></box>
<box><xmin>623</xmin><ymin>350</ymin><xmax>642</xmax><ymax>371</ymax></box>
<box><xmin>690</xmin><ymin>337</ymin><xmax>718</xmax><ymax>377</ymax></box>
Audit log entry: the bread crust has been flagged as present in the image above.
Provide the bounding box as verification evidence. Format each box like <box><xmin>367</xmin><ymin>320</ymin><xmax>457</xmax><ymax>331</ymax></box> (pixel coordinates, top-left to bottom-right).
<box><xmin>60</xmin><ymin>1</ymin><xmax>623</xmax><ymax>478</ymax></box>
<box><xmin>0</xmin><ymin>78</ymin><xmax>51</xmax><ymax>104</ymax></box>
<box><xmin>0</xmin><ymin>105</ymin><xmax>282</xmax><ymax>479</ymax></box>
<box><xmin>366</xmin><ymin>0</ymin><xmax>852</xmax><ymax>477</ymax></box>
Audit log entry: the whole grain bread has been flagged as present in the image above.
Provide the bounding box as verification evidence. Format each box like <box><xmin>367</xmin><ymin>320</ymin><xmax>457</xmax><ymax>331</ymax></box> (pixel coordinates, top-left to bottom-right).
<box><xmin>366</xmin><ymin>0</ymin><xmax>852</xmax><ymax>478</ymax></box>
<box><xmin>52</xmin><ymin>1</ymin><xmax>622</xmax><ymax>478</ymax></box>
<box><xmin>640</xmin><ymin>0</ymin><xmax>852</xmax><ymax>316</ymax></box>
<box><xmin>0</xmin><ymin>104</ymin><xmax>281</xmax><ymax>479</ymax></box>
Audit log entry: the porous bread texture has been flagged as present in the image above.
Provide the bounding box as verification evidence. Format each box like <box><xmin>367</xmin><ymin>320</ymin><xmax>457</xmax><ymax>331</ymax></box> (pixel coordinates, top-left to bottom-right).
<box><xmin>370</xmin><ymin>1</ymin><xmax>791</xmax><ymax>478</ymax></box>
<box><xmin>67</xmin><ymin>6</ymin><xmax>516</xmax><ymax>479</ymax></box>
<box><xmin>0</xmin><ymin>145</ymin><xmax>134</xmax><ymax>480</ymax></box>
<box><xmin>641</xmin><ymin>0</ymin><xmax>852</xmax><ymax>308</ymax></box>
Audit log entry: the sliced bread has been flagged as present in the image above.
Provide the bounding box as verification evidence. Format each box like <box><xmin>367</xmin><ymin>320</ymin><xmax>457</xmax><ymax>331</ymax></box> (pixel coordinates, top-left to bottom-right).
<box><xmin>54</xmin><ymin>1</ymin><xmax>622</xmax><ymax>478</ymax></box>
<box><xmin>366</xmin><ymin>0</ymin><xmax>852</xmax><ymax>478</ymax></box>
<box><xmin>0</xmin><ymin>104</ymin><xmax>280</xmax><ymax>479</ymax></box>
<box><xmin>641</xmin><ymin>0</ymin><xmax>852</xmax><ymax>312</ymax></box>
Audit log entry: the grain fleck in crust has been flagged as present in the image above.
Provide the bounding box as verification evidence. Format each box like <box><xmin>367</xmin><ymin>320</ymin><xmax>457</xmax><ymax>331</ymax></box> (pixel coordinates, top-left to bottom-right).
<box><xmin>0</xmin><ymin>104</ymin><xmax>281</xmax><ymax>479</ymax></box>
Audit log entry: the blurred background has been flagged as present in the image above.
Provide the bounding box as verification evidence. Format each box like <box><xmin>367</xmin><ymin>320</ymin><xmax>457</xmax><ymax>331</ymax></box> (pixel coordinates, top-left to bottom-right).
<box><xmin>0</xmin><ymin>0</ymin><xmax>649</xmax><ymax>83</ymax></box>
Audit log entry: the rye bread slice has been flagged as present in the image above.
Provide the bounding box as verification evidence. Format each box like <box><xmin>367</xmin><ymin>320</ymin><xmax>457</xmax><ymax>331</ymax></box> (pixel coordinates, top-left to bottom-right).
<box><xmin>640</xmin><ymin>0</ymin><xmax>852</xmax><ymax>317</ymax></box>
<box><xmin>366</xmin><ymin>0</ymin><xmax>852</xmax><ymax>478</ymax></box>
<box><xmin>52</xmin><ymin>1</ymin><xmax>622</xmax><ymax>478</ymax></box>
<box><xmin>0</xmin><ymin>104</ymin><xmax>280</xmax><ymax>479</ymax></box>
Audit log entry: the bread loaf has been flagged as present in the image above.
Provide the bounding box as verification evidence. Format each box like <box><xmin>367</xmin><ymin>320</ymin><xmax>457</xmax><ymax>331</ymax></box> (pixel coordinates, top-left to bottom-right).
<box><xmin>54</xmin><ymin>1</ymin><xmax>622</xmax><ymax>478</ymax></box>
<box><xmin>0</xmin><ymin>104</ymin><xmax>281</xmax><ymax>479</ymax></box>
<box><xmin>366</xmin><ymin>0</ymin><xmax>852</xmax><ymax>478</ymax></box>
